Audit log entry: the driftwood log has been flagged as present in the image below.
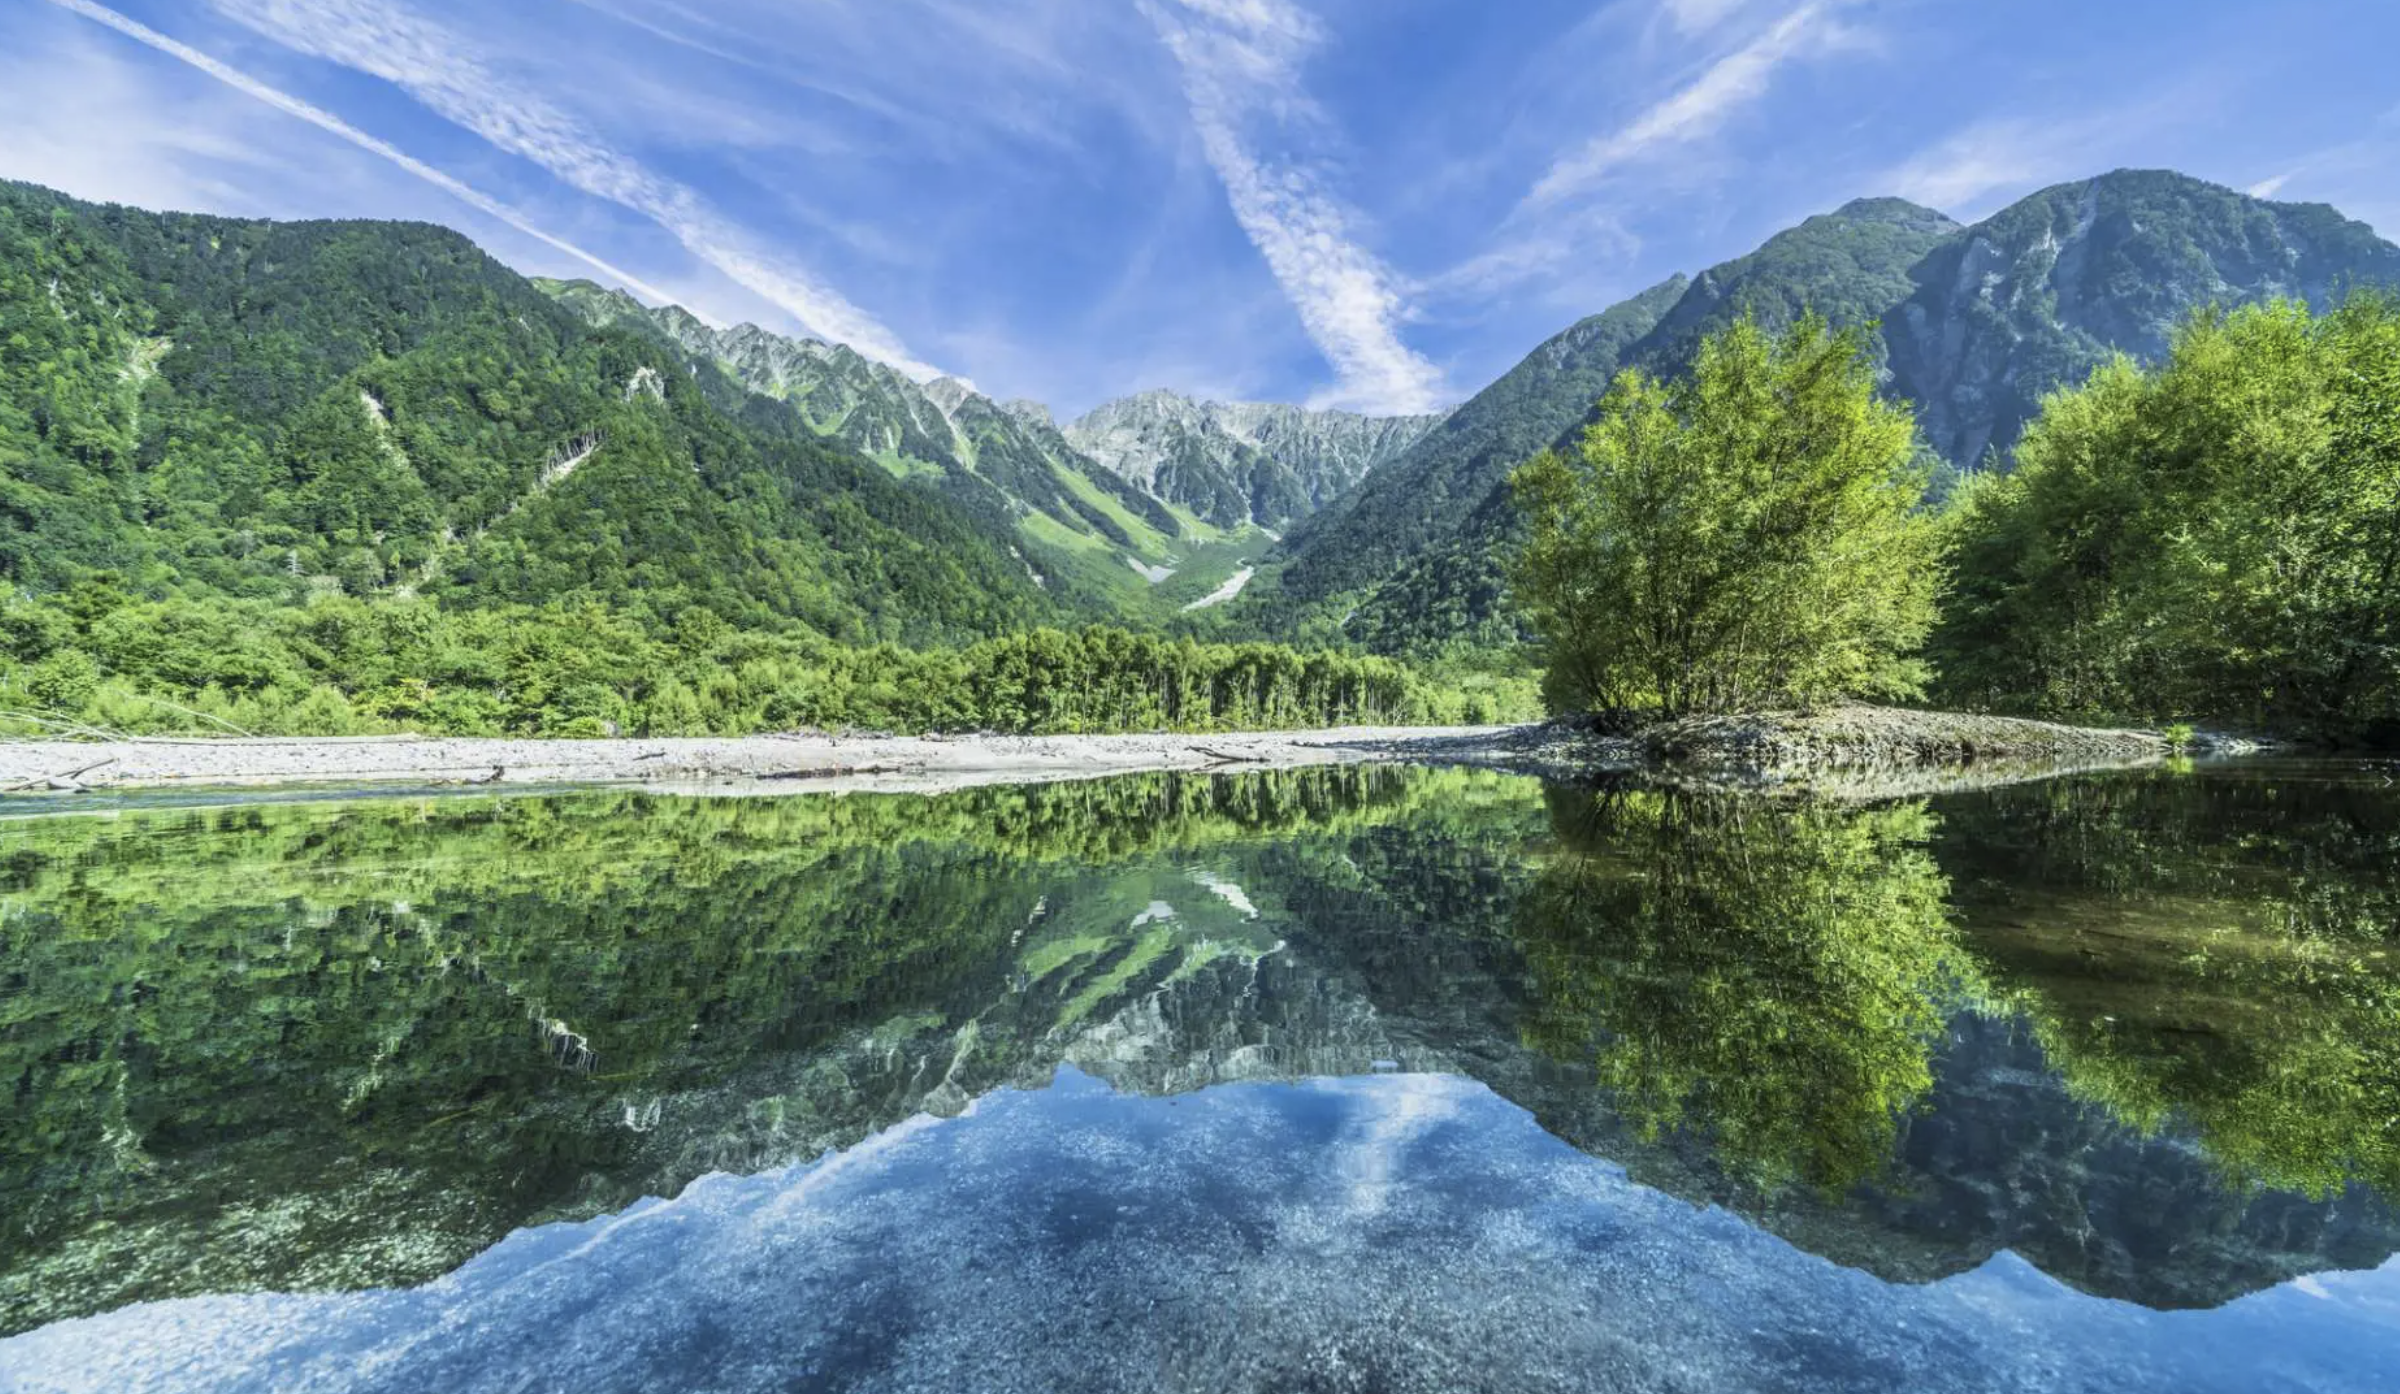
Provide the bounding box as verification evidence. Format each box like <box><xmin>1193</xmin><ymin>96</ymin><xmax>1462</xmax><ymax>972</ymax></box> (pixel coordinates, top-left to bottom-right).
<box><xmin>0</xmin><ymin>758</ymin><xmax>118</xmax><ymax>794</ymax></box>
<box><xmin>1192</xmin><ymin>746</ymin><xmax>1267</xmax><ymax>766</ymax></box>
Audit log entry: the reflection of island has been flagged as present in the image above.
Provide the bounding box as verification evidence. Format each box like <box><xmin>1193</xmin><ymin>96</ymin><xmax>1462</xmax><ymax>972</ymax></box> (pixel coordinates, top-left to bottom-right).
<box><xmin>5</xmin><ymin>762</ymin><xmax>2399</xmax><ymax>1332</ymax></box>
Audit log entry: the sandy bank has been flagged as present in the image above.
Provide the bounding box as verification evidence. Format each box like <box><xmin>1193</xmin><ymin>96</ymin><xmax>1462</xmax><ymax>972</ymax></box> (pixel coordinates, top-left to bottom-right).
<box><xmin>0</xmin><ymin>726</ymin><xmax>1513</xmax><ymax>799</ymax></box>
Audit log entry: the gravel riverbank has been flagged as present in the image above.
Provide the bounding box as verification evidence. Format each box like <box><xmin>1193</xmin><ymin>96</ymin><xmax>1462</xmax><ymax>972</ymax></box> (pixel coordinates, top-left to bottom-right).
<box><xmin>0</xmin><ymin>708</ymin><xmax>2191</xmax><ymax>804</ymax></box>
<box><xmin>0</xmin><ymin>726</ymin><xmax>1513</xmax><ymax>800</ymax></box>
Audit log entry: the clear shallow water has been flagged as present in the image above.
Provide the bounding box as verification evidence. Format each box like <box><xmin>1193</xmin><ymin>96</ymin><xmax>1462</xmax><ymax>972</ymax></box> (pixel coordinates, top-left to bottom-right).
<box><xmin>3</xmin><ymin>761</ymin><xmax>2398</xmax><ymax>1390</ymax></box>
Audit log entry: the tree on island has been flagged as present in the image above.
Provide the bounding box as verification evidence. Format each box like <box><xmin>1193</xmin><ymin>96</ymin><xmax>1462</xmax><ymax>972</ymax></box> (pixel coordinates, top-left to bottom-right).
<box><xmin>1509</xmin><ymin>314</ymin><xmax>1943</xmax><ymax>716</ymax></box>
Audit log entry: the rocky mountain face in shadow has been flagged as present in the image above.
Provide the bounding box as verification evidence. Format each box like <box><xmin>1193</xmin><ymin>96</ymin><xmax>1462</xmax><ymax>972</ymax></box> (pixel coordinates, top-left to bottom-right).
<box><xmin>1885</xmin><ymin>170</ymin><xmax>2400</xmax><ymax>469</ymax></box>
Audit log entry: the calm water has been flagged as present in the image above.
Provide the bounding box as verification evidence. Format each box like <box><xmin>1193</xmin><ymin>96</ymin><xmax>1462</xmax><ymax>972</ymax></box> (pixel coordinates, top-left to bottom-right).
<box><xmin>2</xmin><ymin>761</ymin><xmax>2398</xmax><ymax>1391</ymax></box>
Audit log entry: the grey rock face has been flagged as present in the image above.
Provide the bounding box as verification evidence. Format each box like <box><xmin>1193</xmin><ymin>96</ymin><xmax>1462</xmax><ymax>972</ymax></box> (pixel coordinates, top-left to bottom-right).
<box><xmin>1066</xmin><ymin>389</ymin><xmax>1442</xmax><ymax>530</ymax></box>
<box><xmin>537</xmin><ymin>280</ymin><xmax>1186</xmax><ymax>550</ymax></box>
<box><xmin>1885</xmin><ymin>170</ymin><xmax>2400</xmax><ymax>468</ymax></box>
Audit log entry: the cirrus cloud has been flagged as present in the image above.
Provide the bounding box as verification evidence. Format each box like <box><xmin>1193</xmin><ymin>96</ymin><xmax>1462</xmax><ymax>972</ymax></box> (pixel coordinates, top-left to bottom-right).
<box><xmin>1143</xmin><ymin>0</ymin><xmax>1447</xmax><ymax>415</ymax></box>
<box><xmin>209</xmin><ymin>0</ymin><xmax>945</xmax><ymax>378</ymax></box>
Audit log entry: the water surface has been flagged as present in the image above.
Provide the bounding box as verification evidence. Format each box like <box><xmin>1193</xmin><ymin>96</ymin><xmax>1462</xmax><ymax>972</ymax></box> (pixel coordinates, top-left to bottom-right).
<box><xmin>3</xmin><ymin>761</ymin><xmax>2397</xmax><ymax>1390</ymax></box>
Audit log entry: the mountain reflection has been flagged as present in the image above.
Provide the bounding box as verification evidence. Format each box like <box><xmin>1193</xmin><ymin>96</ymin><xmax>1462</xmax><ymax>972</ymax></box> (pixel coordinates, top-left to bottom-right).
<box><xmin>4</xmin><ymin>760</ymin><xmax>2399</xmax><ymax>1330</ymax></box>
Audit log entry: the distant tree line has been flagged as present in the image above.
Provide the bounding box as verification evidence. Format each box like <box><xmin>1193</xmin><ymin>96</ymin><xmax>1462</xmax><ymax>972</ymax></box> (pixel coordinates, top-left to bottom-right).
<box><xmin>0</xmin><ymin>587</ymin><xmax>1503</xmax><ymax>737</ymax></box>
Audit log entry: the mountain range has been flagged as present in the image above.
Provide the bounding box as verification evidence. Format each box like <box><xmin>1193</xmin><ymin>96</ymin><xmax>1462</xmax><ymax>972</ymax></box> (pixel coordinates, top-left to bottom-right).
<box><xmin>1269</xmin><ymin>170</ymin><xmax>2400</xmax><ymax>652</ymax></box>
<box><xmin>534</xmin><ymin>275</ymin><xmax>1432</xmax><ymax>613</ymax></box>
<box><xmin>4</xmin><ymin>168</ymin><xmax>2393</xmax><ymax>653</ymax></box>
<box><xmin>1062</xmin><ymin>390</ymin><xmax>1441</xmax><ymax>533</ymax></box>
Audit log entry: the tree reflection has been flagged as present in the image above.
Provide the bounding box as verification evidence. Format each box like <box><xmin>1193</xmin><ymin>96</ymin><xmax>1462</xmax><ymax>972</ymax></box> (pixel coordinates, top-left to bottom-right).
<box><xmin>1935</xmin><ymin>769</ymin><xmax>2400</xmax><ymax>1200</ymax></box>
<box><xmin>1512</xmin><ymin>785</ymin><xmax>1975</xmax><ymax>1192</ymax></box>
<box><xmin>0</xmin><ymin>766</ymin><xmax>1480</xmax><ymax>1331</ymax></box>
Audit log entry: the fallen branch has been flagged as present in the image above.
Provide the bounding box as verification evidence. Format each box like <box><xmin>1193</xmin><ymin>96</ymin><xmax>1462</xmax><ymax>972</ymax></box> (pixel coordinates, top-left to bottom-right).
<box><xmin>758</xmin><ymin>764</ymin><xmax>902</xmax><ymax>781</ymax></box>
<box><xmin>0</xmin><ymin>758</ymin><xmax>118</xmax><ymax>794</ymax></box>
<box><xmin>124</xmin><ymin>694</ymin><xmax>257</xmax><ymax>738</ymax></box>
<box><xmin>0</xmin><ymin>711</ymin><xmax>127</xmax><ymax>742</ymax></box>
<box><xmin>1192</xmin><ymin>746</ymin><xmax>1266</xmax><ymax>765</ymax></box>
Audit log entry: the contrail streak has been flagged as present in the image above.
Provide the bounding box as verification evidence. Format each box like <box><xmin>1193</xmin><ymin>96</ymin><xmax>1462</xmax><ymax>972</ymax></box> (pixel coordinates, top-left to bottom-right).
<box><xmin>43</xmin><ymin>0</ymin><xmax>681</xmax><ymax>305</ymax></box>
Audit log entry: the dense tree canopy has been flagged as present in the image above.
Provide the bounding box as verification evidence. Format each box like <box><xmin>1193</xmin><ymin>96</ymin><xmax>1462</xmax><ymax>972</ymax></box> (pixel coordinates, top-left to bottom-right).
<box><xmin>0</xmin><ymin>584</ymin><xmax>1478</xmax><ymax>737</ymax></box>
<box><xmin>1936</xmin><ymin>295</ymin><xmax>2400</xmax><ymax>736</ymax></box>
<box><xmin>1510</xmin><ymin>315</ymin><xmax>1943</xmax><ymax>715</ymax></box>
<box><xmin>0</xmin><ymin>180</ymin><xmax>1054</xmax><ymax>642</ymax></box>
<box><xmin>1514</xmin><ymin>786</ymin><xmax>1968</xmax><ymax>1192</ymax></box>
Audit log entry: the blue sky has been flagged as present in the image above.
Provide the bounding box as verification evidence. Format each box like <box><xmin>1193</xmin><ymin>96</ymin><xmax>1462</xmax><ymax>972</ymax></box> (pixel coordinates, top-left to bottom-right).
<box><xmin>4</xmin><ymin>0</ymin><xmax>2395</xmax><ymax>417</ymax></box>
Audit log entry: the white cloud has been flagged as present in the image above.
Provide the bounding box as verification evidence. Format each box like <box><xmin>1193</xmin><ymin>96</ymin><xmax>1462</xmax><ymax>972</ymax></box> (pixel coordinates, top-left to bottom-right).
<box><xmin>1415</xmin><ymin>0</ymin><xmax>1866</xmax><ymax>307</ymax></box>
<box><xmin>2225</xmin><ymin>134</ymin><xmax>2400</xmax><ymax>240</ymax></box>
<box><xmin>1528</xmin><ymin>1</ymin><xmax>1860</xmax><ymax>209</ymax></box>
<box><xmin>41</xmin><ymin>0</ymin><xmax>679</xmax><ymax>303</ymax></box>
<box><xmin>1874</xmin><ymin>67</ymin><xmax>2266</xmax><ymax>224</ymax></box>
<box><xmin>1143</xmin><ymin>0</ymin><xmax>1446</xmax><ymax>415</ymax></box>
<box><xmin>1417</xmin><ymin>203</ymin><xmax>1641</xmax><ymax>306</ymax></box>
<box><xmin>1662</xmin><ymin>0</ymin><xmax>1754</xmax><ymax>34</ymax></box>
<box><xmin>0</xmin><ymin>28</ymin><xmax>277</xmax><ymax>216</ymax></box>
<box><xmin>1878</xmin><ymin>118</ymin><xmax>2073</xmax><ymax>217</ymax></box>
<box><xmin>1877</xmin><ymin>91</ymin><xmax>2204</xmax><ymax>224</ymax></box>
<box><xmin>209</xmin><ymin>0</ymin><xmax>943</xmax><ymax>378</ymax></box>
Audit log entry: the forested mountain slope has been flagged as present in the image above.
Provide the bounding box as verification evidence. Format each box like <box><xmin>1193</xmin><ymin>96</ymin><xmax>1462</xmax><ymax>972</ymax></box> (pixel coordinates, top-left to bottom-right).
<box><xmin>538</xmin><ymin>278</ymin><xmax>1332</xmax><ymax>618</ymax></box>
<box><xmin>1268</xmin><ymin>198</ymin><xmax>1961</xmax><ymax>650</ymax></box>
<box><xmin>1270</xmin><ymin>274</ymin><xmax>1688</xmax><ymax>611</ymax></box>
<box><xmin>1264</xmin><ymin>171</ymin><xmax>2400</xmax><ymax>655</ymax></box>
<box><xmin>0</xmin><ymin>180</ymin><xmax>1053</xmax><ymax>642</ymax></box>
<box><xmin>1280</xmin><ymin>198</ymin><xmax>1962</xmax><ymax>617</ymax></box>
<box><xmin>1886</xmin><ymin>169</ymin><xmax>2400</xmax><ymax>468</ymax></box>
<box><xmin>541</xmin><ymin>279</ymin><xmax>1181</xmax><ymax>541</ymax></box>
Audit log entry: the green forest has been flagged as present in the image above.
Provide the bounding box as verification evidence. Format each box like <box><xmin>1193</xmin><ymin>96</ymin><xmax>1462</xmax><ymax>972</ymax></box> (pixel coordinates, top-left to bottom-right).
<box><xmin>1936</xmin><ymin>295</ymin><xmax>2400</xmax><ymax>736</ymax></box>
<box><xmin>1511</xmin><ymin>296</ymin><xmax>2400</xmax><ymax>741</ymax></box>
<box><xmin>5</xmin><ymin>171</ymin><xmax>2398</xmax><ymax>741</ymax></box>
<box><xmin>0</xmin><ymin>180</ymin><xmax>1529</xmax><ymax>736</ymax></box>
<box><xmin>0</xmin><ymin>593</ymin><xmax>1478</xmax><ymax>737</ymax></box>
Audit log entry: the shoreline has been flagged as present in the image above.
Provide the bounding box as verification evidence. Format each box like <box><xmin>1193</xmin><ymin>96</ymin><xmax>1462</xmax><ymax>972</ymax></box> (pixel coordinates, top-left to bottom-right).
<box><xmin>0</xmin><ymin>726</ymin><xmax>1515</xmax><ymax>801</ymax></box>
<box><xmin>0</xmin><ymin>707</ymin><xmax>2204</xmax><ymax>805</ymax></box>
<box><xmin>1359</xmin><ymin>705</ymin><xmax>2184</xmax><ymax>797</ymax></box>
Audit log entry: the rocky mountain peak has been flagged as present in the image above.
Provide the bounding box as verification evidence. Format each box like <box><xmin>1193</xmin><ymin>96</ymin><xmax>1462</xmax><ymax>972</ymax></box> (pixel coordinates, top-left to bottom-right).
<box><xmin>1886</xmin><ymin>167</ymin><xmax>2400</xmax><ymax>466</ymax></box>
<box><xmin>1064</xmin><ymin>391</ymin><xmax>1443</xmax><ymax>530</ymax></box>
<box><xmin>922</xmin><ymin>376</ymin><xmax>978</xmax><ymax>419</ymax></box>
<box><xmin>1000</xmin><ymin>399</ymin><xmax>1055</xmax><ymax>430</ymax></box>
